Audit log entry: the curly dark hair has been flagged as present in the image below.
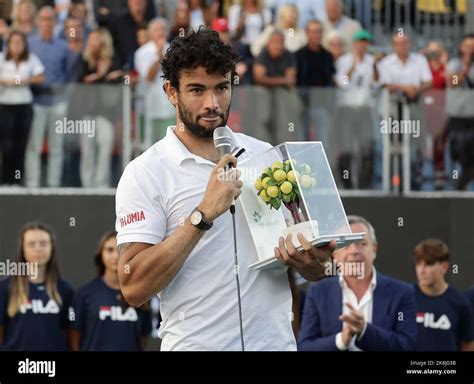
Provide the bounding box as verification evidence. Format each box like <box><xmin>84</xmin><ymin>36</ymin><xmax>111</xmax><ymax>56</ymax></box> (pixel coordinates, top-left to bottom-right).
<box><xmin>161</xmin><ymin>27</ymin><xmax>239</xmax><ymax>90</ymax></box>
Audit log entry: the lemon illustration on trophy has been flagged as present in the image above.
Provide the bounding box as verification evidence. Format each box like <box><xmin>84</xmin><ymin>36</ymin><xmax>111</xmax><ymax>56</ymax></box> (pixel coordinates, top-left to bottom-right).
<box><xmin>255</xmin><ymin>159</ymin><xmax>316</xmax><ymax>224</ymax></box>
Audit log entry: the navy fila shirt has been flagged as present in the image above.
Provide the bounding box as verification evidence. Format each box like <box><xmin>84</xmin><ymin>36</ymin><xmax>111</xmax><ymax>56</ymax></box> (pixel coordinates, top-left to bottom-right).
<box><xmin>465</xmin><ymin>286</ymin><xmax>474</xmax><ymax>312</ymax></box>
<box><xmin>0</xmin><ymin>277</ymin><xmax>74</xmax><ymax>351</ymax></box>
<box><xmin>414</xmin><ymin>284</ymin><xmax>474</xmax><ymax>351</ymax></box>
<box><xmin>71</xmin><ymin>277</ymin><xmax>152</xmax><ymax>351</ymax></box>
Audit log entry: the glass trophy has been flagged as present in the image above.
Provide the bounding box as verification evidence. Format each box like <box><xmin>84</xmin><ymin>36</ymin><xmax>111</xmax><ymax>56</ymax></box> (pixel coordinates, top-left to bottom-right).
<box><xmin>238</xmin><ymin>142</ymin><xmax>365</xmax><ymax>270</ymax></box>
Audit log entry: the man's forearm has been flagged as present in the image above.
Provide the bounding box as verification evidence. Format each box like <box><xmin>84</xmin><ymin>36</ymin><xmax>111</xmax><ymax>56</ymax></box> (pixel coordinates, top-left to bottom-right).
<box><xmin>418</xmin><ymin>80</ymin><xmax>432</xmax><ymax>93</ymax></box>
<box><xmin>255</xmin><ymin>75</ymin><xmax>288</xmax><ymax>87</ymax></box>
<box><xmin>147</xmin><ymin>60</ymin><xmax>161</xmax><ymax>82</ymax></box>
<box><xmin>345</xmin><ymin>64</ymin><xmax>356</xmax><ymax>82</ymax></box>
<box><xmin>373</xmin><ymin>65</ymin><xmax>380</xmax><ymax>83</ymax></box>
<box><xmin>385</xmin><ymin>83</ymin><xmax>403</xmax><ymax>92</ymax></box>
<box><xmin>118</xmin><ymin>218</ymin><xmax>205</xmax><ymax>306</ymax></box>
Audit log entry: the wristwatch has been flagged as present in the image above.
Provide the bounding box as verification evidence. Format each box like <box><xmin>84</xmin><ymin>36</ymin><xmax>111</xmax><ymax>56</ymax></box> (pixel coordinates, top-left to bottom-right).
<box><xmin>190</xmin><ymin>207</ymin><xmax>213</xmax><ymax>231</ymax></box>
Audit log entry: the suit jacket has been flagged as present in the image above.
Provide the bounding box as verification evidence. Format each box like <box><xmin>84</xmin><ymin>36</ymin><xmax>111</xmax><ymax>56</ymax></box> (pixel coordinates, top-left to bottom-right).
<box><xmin>298</xmin><ymin>271</ymin><xmax>417</xmax><ymax>351</ymax></box>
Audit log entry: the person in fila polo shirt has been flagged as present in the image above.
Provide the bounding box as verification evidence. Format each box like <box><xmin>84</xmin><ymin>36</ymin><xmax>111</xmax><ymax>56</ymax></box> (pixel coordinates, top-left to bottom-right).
<box><xmin>413</xmin><ymin>239</ymin><xmax>474</xmax><ymax>351</ymax></box>
<box><xmin>0</xmin><ymin>222</ymin><xmax>74</xmax><ymax>351</ymax></box>
<box><xmin>69</xmin><ymin>231</ymin><xmax>152</xmax><ymax>351</ymax></box>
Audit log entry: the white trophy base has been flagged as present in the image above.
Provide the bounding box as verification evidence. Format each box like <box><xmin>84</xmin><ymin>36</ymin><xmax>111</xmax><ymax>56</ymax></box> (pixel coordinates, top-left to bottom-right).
<box><xmin>282</xmin><ymin>220</ymin><xmax>320</xmax><ymax>249</ymax></box>
<box><xmin>248</xmin><ymin>232</ymin><xmax>366</xmax><ymax>271</ymax></box>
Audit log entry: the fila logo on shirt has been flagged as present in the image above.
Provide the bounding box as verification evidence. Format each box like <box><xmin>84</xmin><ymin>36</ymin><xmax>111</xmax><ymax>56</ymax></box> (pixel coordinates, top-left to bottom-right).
<box><xmin>416</xmin><ymin>312</ymin><xmax>451</xmax><ymax>330</ymax></box>
<box><xmin>120</xmin><ymin>210</ymin><xmax>146</xmax><ymax>228</ymax></box>
<box><xmin>20</xmin><ymin>300</ymin><xmax>60</xmax><ymax>314</ymax></box>
<box><xmin>99</xmin><ymin>306</ymin><xmax>138</xmax><ymax>321</ymax></box>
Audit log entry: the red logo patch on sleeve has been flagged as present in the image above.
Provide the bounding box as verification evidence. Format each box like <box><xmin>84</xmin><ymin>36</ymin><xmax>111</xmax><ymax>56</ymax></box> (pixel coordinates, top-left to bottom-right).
<box><xmin>120</xmin><ymin>210</ymin><xmax>146</xmax><ymax>228</ymax></box>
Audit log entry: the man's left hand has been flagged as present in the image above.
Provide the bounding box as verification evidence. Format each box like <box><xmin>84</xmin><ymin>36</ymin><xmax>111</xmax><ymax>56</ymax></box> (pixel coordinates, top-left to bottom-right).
<box><xmin>274</xmin><ymin>233</ymin><xmax>335</xmax><ymax>281</ymax></box>
<box><xmin>339</xmin><ymin>303</ymin><xmax>366</xmax><ymax>335</ymax></box>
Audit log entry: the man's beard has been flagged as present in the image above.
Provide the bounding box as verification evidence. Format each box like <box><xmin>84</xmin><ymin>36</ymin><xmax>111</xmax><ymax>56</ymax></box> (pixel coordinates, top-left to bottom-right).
<box><xmin>178</xmin><ymin>99</ymin><xmax>230</xmax><ymax>139</ymax></box>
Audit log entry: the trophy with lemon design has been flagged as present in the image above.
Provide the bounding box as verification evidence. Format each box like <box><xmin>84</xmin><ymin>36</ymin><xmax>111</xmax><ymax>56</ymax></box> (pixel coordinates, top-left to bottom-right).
<box><xmin>255</xmin><ymin>159</ymin><xmax>320</xmax><ymax>249</ymax></box>
<box><xmin>256</xmin><ymin>160</ymin><xmax>315</xmax><ymax>219</ymax></box>
<box><xmin>238</xmin><ymin>142</ymin><xmax>365</xmax><ymax>270</ymax></box>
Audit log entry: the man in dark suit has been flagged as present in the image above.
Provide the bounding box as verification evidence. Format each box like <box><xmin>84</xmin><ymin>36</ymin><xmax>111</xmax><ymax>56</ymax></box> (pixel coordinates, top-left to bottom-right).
<box><xmin>298</xmin><ymin>215</ymin><xmax>417</xmax><ymax>351</ymax></box>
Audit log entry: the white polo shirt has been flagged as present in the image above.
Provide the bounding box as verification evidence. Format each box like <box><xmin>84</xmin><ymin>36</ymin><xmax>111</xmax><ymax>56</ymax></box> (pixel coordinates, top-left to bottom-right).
<box><xmin>0</xmin><ymin>52</ymin><xmax>44</xmax><ymax>105</ymax></box>
<box><xmin>115</xmin><ymin>126</ymin><xmax>297</xmax><ymax>351</ymax></box>
<box><xmin>335</xmin><ymin>53</ymin><xmax>376</xmax><ymax>107</ymax></box>
<box><xmin>378</xmin><ymin>53</ymin><xmax>432</xmax><ymax>87</ymax></box>
<box><xmin>336</xmin><ymin>53</ymin><xmax>376</xmax><ymax>89</ymax></box>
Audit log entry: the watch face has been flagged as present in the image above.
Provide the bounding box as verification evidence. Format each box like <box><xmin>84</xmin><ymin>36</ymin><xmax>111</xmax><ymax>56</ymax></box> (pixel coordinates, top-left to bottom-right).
<box><xmin>190</xmin><ymin>210</ymin><xmax>202</xmax><ymax>226</ymax></box>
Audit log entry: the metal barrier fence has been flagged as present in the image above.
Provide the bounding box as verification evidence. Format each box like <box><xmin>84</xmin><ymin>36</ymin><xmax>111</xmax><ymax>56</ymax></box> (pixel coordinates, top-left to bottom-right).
<box><xmin>1</xmin><ymin>83</ymin><xmax>473</xmax><ymax>194</ymax></box>
<box><xmin>137</xmin><ymin>85</ymin><xmax>474</xmax><ymax>193</ymax></box>
<box><xmin>0</xmin><ymin>83</ymin><xmax>130</xmax><ymax>190</ymax></box>
<box><xmin>223</xmin><ymin>86</ymin><xmax>386</xmax><ymax>191</ymax></box>
<box><xmin>134</xmin><ymin>84</ymin><xmax>386</xmax><ymax>191</ymax></box>
<box><xmin>398</xmin><ymin>88</ymin><xmax>474</xmax><ymax>192</ymax></box>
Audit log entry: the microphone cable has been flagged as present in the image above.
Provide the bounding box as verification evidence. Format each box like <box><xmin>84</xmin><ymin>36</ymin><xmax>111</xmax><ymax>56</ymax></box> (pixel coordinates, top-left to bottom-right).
<box><xmin>230</xmin><ymin>147</ymin><xmax>246</xmax><ymax>351</ymax></box>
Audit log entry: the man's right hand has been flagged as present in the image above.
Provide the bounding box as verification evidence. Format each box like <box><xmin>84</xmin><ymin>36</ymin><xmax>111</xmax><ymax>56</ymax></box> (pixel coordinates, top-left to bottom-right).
<box><xmin>341</xmin><ymin>322</ymin><xmax>355</xmax><ymax>347</ymax></box>
<box><xmin>156</xmin><ymin>38</ymin><xmax>167</xmax><ymax>56</ymax></box>
<box><xmin>401</xmin><ymin>85</ymin><xmax>419</xmax><ymax>100</ymax></box>
<box><xmin>198</xmin><ymin>154</ymin><xmax>242</xmax><ymax>222</ymax></box>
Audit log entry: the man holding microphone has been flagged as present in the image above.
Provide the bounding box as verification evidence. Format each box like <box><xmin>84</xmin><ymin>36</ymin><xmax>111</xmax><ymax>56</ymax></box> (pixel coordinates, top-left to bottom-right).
<box><xmin>115</xmin><ymin>28</ymin><xmax>334</xmax><ymax>351</ymax></box>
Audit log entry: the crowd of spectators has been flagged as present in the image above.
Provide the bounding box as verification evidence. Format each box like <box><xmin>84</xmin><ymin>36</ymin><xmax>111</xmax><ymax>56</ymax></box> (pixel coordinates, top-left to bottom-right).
<box><xmin>0</xmin><ymin>0</ymin><xmax>473</xmax><ymax>189</ymax></box>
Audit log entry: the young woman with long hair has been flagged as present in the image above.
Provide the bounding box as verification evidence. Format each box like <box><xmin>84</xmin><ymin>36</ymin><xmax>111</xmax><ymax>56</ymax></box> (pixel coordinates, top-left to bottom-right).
<box><xmin>74</xmin><ymin>27</ymin><xmax>123</xmax><ymax>188</ymax></box>
<box><xmin>69</xmin><ymin>231</ymin><xmax>152</xmax><ymax>351</ymax></box>
<box><xmin>0</xmin><ymin>30</ymin><xmax>44</xmax><ymax>185</ymax></box>
<box><xmin>0</xmin><ymin>223</ymin><xmax>74</xmax><ymax>351</ymax></box>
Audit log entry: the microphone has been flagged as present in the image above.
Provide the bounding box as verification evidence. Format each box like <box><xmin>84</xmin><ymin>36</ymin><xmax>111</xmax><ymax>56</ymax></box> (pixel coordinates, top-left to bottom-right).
<box><xmin>214</xmin><ymin>126</ymin><xmax>233</xmax><ymax>160</ymax></box>
<box><xmin>213</xmin><ymin>127</ymin><xmax>245</xmax><ymax>161</ymax></box>
<box><xmin>213</xmin><ymin>126</ymin><xmax>245</xmax><ymax>351</ymax></box>
<box><xmin>213</xmin><ymin>127</ymin><xmax>238</xmax><ymax>213</ymax></box>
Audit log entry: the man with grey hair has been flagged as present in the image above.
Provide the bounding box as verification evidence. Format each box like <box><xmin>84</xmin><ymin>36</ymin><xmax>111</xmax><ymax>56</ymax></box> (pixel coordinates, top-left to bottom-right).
<box><xmin>378</xmin><ymin>34</ymin><xmax>433</xmax><ymax>102</ymax></box>
<box><xmin>134</xmin><ymin>17</ymin><xmax>174</xmax><ymax>145</ymax></box>
<box><xmin>254</xmin><ymin>29</ymin><xmax>296</xmax><ymax>89</ymax></box>
<box><xmin>298</xmin><ymin>215</ymin><xmax>417</xmax><ymax>351</ymax></box>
